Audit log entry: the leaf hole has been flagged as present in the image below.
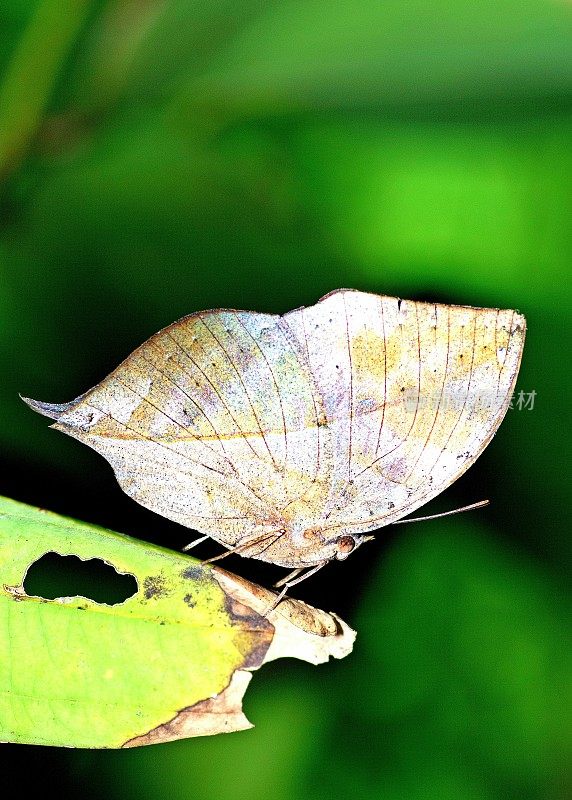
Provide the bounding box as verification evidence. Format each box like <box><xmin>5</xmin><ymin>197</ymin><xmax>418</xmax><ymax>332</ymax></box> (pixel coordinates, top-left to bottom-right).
<box><xmin>23</xmin><ymin>553</ymin><xmax>138</xmax><ymax>605</ymax></box>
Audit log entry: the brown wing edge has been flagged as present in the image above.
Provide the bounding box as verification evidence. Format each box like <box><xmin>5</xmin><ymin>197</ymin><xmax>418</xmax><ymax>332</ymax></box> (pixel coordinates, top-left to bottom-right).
<box><xmin>314</xmin><ymin>287</ymin><xmax>527</xmax><ymax>316</ymax></box>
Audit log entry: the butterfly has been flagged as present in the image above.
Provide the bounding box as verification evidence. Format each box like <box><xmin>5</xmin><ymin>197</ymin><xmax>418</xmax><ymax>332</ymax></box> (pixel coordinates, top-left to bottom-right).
<box><xmin>23</xmin><ymin>290</ymin><xmax>525</xmax><ymax>603</ymax></box>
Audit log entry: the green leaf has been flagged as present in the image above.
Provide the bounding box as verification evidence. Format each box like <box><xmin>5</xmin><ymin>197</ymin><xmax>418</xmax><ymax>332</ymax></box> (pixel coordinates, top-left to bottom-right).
<box><xmin>0</xmin><ymin>495</ymin><xmax>354</xmax><ymax>748</ymax></box>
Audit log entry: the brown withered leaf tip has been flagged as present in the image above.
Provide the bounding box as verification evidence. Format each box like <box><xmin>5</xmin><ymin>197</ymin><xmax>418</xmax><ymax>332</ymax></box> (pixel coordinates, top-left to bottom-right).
<box><xmin>123</xmin><ymin>565</ymin><xmax>356</xmax><ymax>745</ymax></box>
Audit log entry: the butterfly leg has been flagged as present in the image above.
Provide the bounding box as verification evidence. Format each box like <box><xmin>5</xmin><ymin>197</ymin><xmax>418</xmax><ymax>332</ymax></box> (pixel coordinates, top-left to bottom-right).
<box><xmin>200</xmin><ymin>543</ymin><xmax>249</xmax><ymax>564</ymax></box>
<box><xmin>182</xmin><ymin>534</ymin><xmax>210</xmax><ymax>552</ymax></box>
<box><xmin>201</xmin><ymin>530</ymin><xmax>282</xmax><ymax>564</ymax></box>
<box><xmin>267</xmin><ymin>561</ymin><xmax>328</xmax><ymax>612</ymax></box>
<box><xmin>274</xmin><ymin>568</ymin><xmax>304</xmax><ymax>588</ymax></box>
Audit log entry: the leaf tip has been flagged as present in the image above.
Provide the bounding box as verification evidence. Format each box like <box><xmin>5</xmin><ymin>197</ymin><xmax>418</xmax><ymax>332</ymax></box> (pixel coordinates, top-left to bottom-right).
<box><xmin>20</xmin><ymin>395</ymin><xmax>70</xmax><ymax>420</ymax></box>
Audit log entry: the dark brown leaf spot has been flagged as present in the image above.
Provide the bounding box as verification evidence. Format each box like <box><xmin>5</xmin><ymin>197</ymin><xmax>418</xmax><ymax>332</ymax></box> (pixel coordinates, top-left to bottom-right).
<box><xmin>143</xmin><ymin>574</ymin><xmax>168</xmax><ymax>600</ymax></box>
<box><xmin>182</xmin><ymin>565</ymin><xmax>206</xmax><ymax>581</ymax></box>
<box><xmin>224</xmin><ymin>595</ymin><xmax>274</xmax><ymax>669</ymax></box>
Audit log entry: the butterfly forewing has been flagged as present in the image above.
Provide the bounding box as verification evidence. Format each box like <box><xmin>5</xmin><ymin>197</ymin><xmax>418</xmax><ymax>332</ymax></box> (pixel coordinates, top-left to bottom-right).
<box><xmin>28</xmin><ymin>309</ymin><xmax>331</xmax><ymax>548</ymax></box>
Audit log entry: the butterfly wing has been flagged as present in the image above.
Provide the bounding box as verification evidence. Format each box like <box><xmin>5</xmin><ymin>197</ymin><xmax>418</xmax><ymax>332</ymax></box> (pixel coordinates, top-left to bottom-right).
<box><xmin>24</xmin><ymin>309</ymin><xmax>331</xmax><ymax>550</ymax></box>
<box><xmin>282</xmin><ymin>290</ymin><xmax>525</xmax><ymax>535</ymax></box>
<box><xmin>24</xmin><ymin>291</ymin><xmax>525</xmax><ymax>562</ymax></box>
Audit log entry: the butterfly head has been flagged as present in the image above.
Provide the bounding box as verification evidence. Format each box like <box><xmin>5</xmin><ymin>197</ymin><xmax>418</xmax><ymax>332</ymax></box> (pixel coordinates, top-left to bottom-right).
<box><xmin>335</xmin><ymin>534</ymin><xmax>358</xmax><ymax>560</ymax></box>
<box><xmin>334</xmin><ymin>532</ymin><xmax>376</xmax><ymax>560</ymax></box>
<box><xmin>297</xmin><ymin>526</ymin><xmax>375</xmax><ymax>564</ymax></box>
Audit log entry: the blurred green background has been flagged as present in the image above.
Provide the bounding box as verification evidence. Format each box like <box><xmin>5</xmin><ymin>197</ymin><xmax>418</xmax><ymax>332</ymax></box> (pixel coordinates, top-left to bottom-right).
<box><xmin>1</xmin><ymin>1</ymin><xmax>571</xmax><ymax>798</ymax></box>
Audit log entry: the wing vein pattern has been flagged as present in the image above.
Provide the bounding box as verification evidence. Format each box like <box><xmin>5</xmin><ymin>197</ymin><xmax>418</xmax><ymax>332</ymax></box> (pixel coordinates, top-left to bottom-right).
<box><xmin>36</xmin><ymin>290</ymin><xmax>525</xmax><ymax>564</ymax></box>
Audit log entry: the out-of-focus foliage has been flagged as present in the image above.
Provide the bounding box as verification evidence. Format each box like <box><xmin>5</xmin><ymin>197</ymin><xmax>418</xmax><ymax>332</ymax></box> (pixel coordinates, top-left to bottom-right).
<box><xmin>0</xmin><ymin>1</ymin><xmax>570</xmax><ymax>799</ymax></box>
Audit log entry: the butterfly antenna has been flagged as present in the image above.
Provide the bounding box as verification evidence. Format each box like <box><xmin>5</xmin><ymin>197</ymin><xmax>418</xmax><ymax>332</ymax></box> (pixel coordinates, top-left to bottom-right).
<box><xmin>392</xmin><ymin>499</ymin><xmax>489</xmax><ymax>525</ymax></box>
